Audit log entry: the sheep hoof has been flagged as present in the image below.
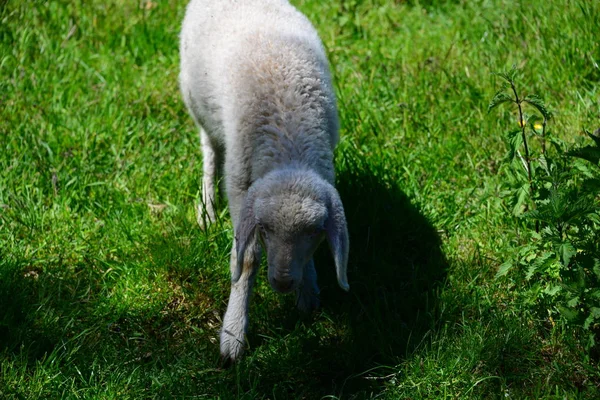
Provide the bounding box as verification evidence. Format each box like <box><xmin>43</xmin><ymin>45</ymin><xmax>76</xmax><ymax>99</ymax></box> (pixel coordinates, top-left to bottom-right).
<box><xmin>296</xmin><ymin>287</ymin><xmax>320</xmax><ymax>313</ymax></box>
<box><xmin>219</xmin><ymin>327</ymin><xmax>246</xmax><ymax>362</ymax></box>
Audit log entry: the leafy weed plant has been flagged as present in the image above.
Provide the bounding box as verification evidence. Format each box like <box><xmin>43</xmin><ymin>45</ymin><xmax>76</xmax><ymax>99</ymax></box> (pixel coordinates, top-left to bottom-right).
<box><xmin>490</xmin><ymin>67</ymin><xmax>600</xmax><ymax>352</ymax></box>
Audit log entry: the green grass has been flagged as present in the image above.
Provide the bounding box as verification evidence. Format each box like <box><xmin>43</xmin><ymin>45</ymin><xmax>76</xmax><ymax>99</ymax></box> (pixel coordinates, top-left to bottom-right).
<box><xmin>1</xmin><ymin>0</ymin><xmax>599</xmax><ymax>398</ymax></box>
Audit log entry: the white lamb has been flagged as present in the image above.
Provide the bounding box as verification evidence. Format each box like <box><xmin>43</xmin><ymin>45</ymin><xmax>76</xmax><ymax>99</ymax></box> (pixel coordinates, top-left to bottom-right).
<box><xmin>179</xmin><ymin>0</ymin><xmax>349</xmax><ymax>362</ymax></box>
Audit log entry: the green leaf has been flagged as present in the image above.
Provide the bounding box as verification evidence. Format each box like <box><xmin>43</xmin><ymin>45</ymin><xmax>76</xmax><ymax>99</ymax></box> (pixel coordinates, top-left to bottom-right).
<box><xmin>567</xmin><ymin>296</ymin><xmax>580</xmax><ymax>308</ymax></box>
<box><xmin>558</xmin><ymin>242</ymin><xmax>576</xmax><ymax>268</ymax></box>
<box><xmin>586</xmin><ymin>129</ymin><xmax>600</xmax><ymax>147</ymax></box>
<box><xmin>567</xmin><ymin>130</ymin><xmax>600</xmax><ymax>168</ymax></box>
<box><xmin>506</xmin><ymin>129</ymin><xmax>523</xmax><ymax>162</ymax></box>
<box><xmin>495</xmin><ymin>261</ymin><xmax>513</xmax><ymax>278</ymax></box>
<box><xmin>488</xmin><ymin>89</ymin><xmax>514</xmax><ymax>113</ymax></box>
<box><xmin>525</xmin><ymin>189</ymin><xmax>598</xmax><ymax>227</ymax></box>
<box><xmin>549</xmin><ymin>135</ymin><xmax>567</xmax><ymax>153</ymax></box>
<box><xmin>512</xmin><ymin>183</ymin><xmax>530</xmax><ymax>216</ymax></box>
<box><xmin>558</xmin><ymin>305</ymin><xmax>579</xmax><ymax>321</ymax></box>
<box><xmin>543</xmin><ymin>284</ymin><xmax>561</xmax><ymax>296</ymax></box>
<box><xmin>583</xmin><ymin>308</ymin><xmax>600</xmax><ymax>330</ymax></box>
<box><xmin>494</xmin><ymin>65</ymin><xmax>518</xmax><ymax>83</ymax></box>
<box><xmin>588</xmin><ymin>213</ymin><xmax>600</xmax><ymax>224</ymax></box>
<box><xmin>526</xmin><ymin>263</ymin><xmax>537</xmax><ymax>280</ymax></box>
<box><xmin>567</xmin><ymin>146</ymin><xmax>600</xmax><ymax>166</ymax></box>
<box><xmin>537</xmin><ymin>155</ymin><xmax>550</xmax><ymax>176</ymax></box>
<box><xmin>532</xmin><ymin>251</ymin><xmax>554</xmax><ymax>271</ymax></box>
<box><xmin>523</xmin><ymin>94</ymin><xmax>552</xmax><ymax>120</ymax></box>
<box><xmin>574</xmin><ymin>161</ymin><xmax>594</xmax><ymax>177</ymax></box>
<box><xmin>586</xmin><ymin>333</ymin><xmax>596</xmax><ymax>350</ymax></box>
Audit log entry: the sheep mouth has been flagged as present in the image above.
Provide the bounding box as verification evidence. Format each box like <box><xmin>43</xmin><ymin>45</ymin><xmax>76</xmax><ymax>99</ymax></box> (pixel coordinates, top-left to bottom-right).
<box><xmin>269</xmin><ymin>276</ymin><xmax>298</xmax><ymax>293</ymax></box>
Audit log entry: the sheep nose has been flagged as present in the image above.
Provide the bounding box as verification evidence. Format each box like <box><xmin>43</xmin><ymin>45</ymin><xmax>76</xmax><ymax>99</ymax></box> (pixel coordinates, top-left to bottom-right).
<box><xmin>270</xmin><ymin>277</ymin><xmax>295</xmax><ymax>293</ymax></box>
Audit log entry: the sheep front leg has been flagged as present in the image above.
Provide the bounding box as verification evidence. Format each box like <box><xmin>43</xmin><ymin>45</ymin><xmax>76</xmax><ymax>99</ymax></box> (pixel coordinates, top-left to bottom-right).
<box><xmin>197</xmin><ymin>129</ymin><xmax>217</xmax><ymax>229</ymax></box>
<box><xmin>220</xmin><ymin>238</ymin><xmax>260</xmax><ymax>362</ymax></box>
<box><xmin>296</xmin><ymin>259</ymin><xmax>320</xmax><ymax>312</ymax></box>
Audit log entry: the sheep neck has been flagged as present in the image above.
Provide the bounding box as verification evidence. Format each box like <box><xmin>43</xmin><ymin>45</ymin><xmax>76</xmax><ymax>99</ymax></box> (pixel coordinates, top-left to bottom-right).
<box><xmin>246</xmin><ymin>120</ymin><xmax>334</xmax><ymax>183</ymax></box>
<box><xmin>238</xmin><ymin>46</ymin><xmax>336</xmax><ymax>183</ymax></box>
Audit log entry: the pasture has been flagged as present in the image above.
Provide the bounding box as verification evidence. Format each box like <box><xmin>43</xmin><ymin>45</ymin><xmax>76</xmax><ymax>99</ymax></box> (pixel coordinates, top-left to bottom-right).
<box><xmin>1</xmin><ymin>0</ymin><xmax>599</xmax><ymax>398</ymax></box>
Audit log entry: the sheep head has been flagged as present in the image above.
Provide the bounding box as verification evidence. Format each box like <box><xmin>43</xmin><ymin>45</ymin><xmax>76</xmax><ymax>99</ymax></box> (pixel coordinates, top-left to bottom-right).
<box><xmin>234</xmin><ymin>168</ymin><xmax>349</xmax><ymax>293</ymax></box>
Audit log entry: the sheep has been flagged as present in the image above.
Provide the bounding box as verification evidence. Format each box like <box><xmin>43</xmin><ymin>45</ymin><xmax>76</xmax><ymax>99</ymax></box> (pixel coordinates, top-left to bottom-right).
<box><xmin>179</xmin><ymin>0</ymin><xmax>349</xmax><ymax>362</ymax></box>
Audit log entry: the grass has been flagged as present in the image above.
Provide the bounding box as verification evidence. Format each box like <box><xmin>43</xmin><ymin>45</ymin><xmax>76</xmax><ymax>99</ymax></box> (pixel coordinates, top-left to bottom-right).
<box><xmin>1</xmin><ymin>0</ymin><xmax>599</xmax><ymax>398</ymax></box>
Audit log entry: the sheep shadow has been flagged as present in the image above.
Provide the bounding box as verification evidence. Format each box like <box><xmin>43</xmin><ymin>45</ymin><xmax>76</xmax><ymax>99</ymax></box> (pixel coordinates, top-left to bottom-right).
<box><xmin>0</xmin><ymin>151</ymin><xmax>448</xmax><ymax>398</ymax></box>
<box><xmin>245</xmin><ymin>151</ymin><xmax>449</xmax><ymax>397</ymax></box>
<box><xmin>330</xmin><ymin>155</ymin><xmax>447</xmax><ymax>388</ymax></box>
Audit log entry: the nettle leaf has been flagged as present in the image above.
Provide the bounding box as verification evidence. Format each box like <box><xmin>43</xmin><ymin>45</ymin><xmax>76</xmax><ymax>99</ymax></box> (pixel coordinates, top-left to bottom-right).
<box><xmin>586</xmin><ymin>129</ymin><xmax>600</xmax><ymax>147</ymax></box>
<box><xmin>544</xmin><ymin>284</ymin><xmax>561</xmax><ymax>296</ymax></box>
<box><xmin>518</xmin><ymin>243</ymin><xmax>537</xmax><ymax>258</ymax></box>
<box><xmin>495</xmin><ymin>261</ymin><xmax>514</xmax><ymax>278</ymax></box>
<box><xmin>574</xmin><ymin>161</ymin><xmax>594</xmax><ymax>177</ymax></box>
<box><xmin>567</xmin><ymin>130</ymin><xmax>600</xmax><ymax>167</ymax></box>
<box><xmin>558</xmin><ymin>242</ymin><xmax>576</xmax><ymax>268</ymax></box>
<box><xmin>507</xmin><ymin>129</ymin><xmax>523</xmax><ymax>150</ymax></box>
<box><xmin>567</xmin><ymin>295</ymin><xmax>580</xmax><ymax>308</ymax></box>
<box><xmin>527</xmin><ymin>189</ymin><xmax>597</xmax><ymax>226</ymax></box>
<box><xmin>512</xmin><ymin>183</ymin><xmax>530</xmax><ymax>216</ymax></box>
<box><xmin>583</xmin><ymin>308</ymin><xmax>600</xmax><ymax>330</ymax></box>
<box><xmin>564</xmin><ymin>197</ymin><xmax>599</xmax><ymax>224</ymax></box>
<box><xmin>558</xmin><ymin>305</ymin><xmax>580</xmax><ymax>321</ymax></box>
<box><xmin>549</xmin><ymin>135</ymin><xmax>567</xmax><ymax>153</ymax></box>
<box><xmin>524</xmin><ymin>250</ymin><xmax>538</xmax><ymax>263</ymax></box>
<box><xmin>547</xmin><ymin>190</ymin><xmax>568</xmax><ymax>219</ymax></box>
<box><xmin>503</xmin><ymin>160</ymin><xmax>528</xmax><ymax>186</ymax></box>
<box><xmin>523</xmin><ymin>94</ymin><xmax>552</xmax><ymax>120</ymax></box>
<box><xmin>488</xmin><ymin>89</ymin><xmax>514</xmax><ymax>112</ymax></box>
<box><xmin>494</xmin><ymin>65</ymin><xmax>519</xmax><ymax>83</ymax></box>
<box><xmin>537</xmin><ymin>155</ymin><xmax>550</xmax><ymax>176</ymax></box>
<box><xmin>588</xmin><ymin>213</ymin><xmax>600</xmax><ymax>224</ymax></box>
<box><xmin>567</xmin><ymin>146</ymin><xmax>600</xmax><ymax>167</ymax></box>
<box><xmin>533</xmin><ymin>251</ymin><xmax>554</xmax><ymax>269</ymax></box>
<box><xmin>526</xmin><ymin>263</ymin><xmax>537</xmax><ymax>280</ymax></box>
<box><xmin>586</xmin><ymin>333</ymin><xmax>596</xmax><ymax>350</ymax></box>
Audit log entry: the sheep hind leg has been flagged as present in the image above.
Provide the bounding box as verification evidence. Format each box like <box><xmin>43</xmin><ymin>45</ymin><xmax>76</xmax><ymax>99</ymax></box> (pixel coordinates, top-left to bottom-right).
<box><xmin>197</xmin><ymin>128</ymin><xmax>218</xmax><ymax>229</ymax></box>
<box><xmin>220</xmin><ymin>238</ymin><xmax>260</xmax><ymax>362</ymax></box>
<box><xmin>296</xmin><ymin>259</ymin><xmax>320</xmax><ymax>312</ymax></box>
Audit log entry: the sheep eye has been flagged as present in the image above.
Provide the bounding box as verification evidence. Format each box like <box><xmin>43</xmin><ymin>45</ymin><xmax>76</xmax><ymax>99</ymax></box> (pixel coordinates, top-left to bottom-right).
<box><xmin>258</xmin><ymin>223</ymin><xmax>267</xmax><ymax>235</ymax></box>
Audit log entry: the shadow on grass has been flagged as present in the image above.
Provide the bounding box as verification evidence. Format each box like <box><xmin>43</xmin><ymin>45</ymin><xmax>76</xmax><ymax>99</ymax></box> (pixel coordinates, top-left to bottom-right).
<box><xmin>236</xmin><ymin>149</ymin><xmax>449</xmax><ymax>398</ymax></box>
<box><xmin>0</xmin><ymin>217</ymin><xmax>230</xmax><ymax>396</ymax></box>
<box><xmin>0</xmin><ymin>148</ymin><xmax>447</xmax><ymax>398</ymax></box>
<box><xmin>0</xmin><ymin>259</ymin><xmax>56</xmax><ymax>361</ymax></box>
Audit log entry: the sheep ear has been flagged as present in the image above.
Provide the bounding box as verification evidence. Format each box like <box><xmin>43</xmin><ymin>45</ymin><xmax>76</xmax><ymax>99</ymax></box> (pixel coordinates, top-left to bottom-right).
<box><xmin>325</xmin><ymin>186</ymin><xmax>350</xmax><ymax>291</ymax></box>
<box><xmin>233</xmin><ymin>191</ymin><xmax>257</xmax><ymax>283</ymax></box>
